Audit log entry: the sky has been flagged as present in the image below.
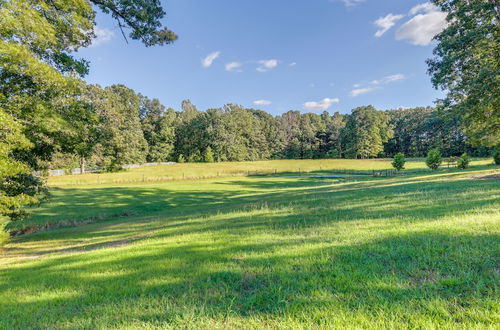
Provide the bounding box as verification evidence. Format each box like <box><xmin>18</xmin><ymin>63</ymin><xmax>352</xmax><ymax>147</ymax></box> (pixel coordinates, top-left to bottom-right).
<box><xmin>76</xmin><ymin>0</ymin><xmax>449</xmax><ymax>115</ymax></box>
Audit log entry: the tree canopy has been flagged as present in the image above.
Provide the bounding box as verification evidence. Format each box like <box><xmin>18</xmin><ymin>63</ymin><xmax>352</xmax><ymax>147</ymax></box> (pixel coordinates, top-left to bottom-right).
<box><xmin>0</xmin><ymin>0</ymin><xmax>175</xmax><ymax>221</ymax></box>
<box><xmin>428</xmin><ymin>0</ymin><xmax>500</xmax><ymax>146</ymax></box>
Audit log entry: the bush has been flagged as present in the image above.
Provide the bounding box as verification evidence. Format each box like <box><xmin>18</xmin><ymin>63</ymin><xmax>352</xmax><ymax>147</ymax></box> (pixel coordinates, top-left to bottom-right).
<box><xmin>457</xmin><ymin>153</ymin><xmax>471</xmax><ymax>169</ymax></box>
<box><xmin>494</xmin><ymin>149</ymin><xmax>500</xmax><ymax>165</ymax></box>
<box><xmin>177</xmin><ymin>154</ymin><xmax>186</xmax><ymax>163</ymax></box>
<box><xmin>203</xmin><ymin>147</ymin><xmax>215</xmax><ymax>163</ymax></box>
<box><xmin>426</xmin><ymin>148</ymin><xmax>442</xmax><ymax>170</ymax></box>
<box><xmin>391</xmin><ymin>152</ymin><xmax>406</xmax><ymax>171</ymax></box>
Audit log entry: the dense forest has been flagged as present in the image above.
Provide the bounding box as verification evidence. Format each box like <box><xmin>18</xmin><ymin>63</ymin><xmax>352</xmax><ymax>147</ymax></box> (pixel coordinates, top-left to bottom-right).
<box><xmin>45</xmin><ymin>83</ymin><xmax>491</xmax><ymax>172</ymax></box>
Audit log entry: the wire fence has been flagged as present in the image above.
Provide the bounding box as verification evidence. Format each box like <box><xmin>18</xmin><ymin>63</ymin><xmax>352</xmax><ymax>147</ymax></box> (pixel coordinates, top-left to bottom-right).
<box><xmin>37</xmin><ymin>162</ymin><xmax>176</xmax><ymax>177</ymax></box>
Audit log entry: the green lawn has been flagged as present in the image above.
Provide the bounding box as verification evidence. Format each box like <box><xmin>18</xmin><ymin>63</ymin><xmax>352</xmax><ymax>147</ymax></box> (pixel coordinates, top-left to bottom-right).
<box><xmin>1</xmin><ymin>160</ymin><xmax>499</xmax><ymax>328</ymax></box>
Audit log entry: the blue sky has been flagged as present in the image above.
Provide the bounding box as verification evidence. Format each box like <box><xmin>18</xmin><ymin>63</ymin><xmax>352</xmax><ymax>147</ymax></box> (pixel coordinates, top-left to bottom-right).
<box><xmin>77</xmin><ymin>0</ymin><xmax>448</xmax><ymax>115</ymax></box>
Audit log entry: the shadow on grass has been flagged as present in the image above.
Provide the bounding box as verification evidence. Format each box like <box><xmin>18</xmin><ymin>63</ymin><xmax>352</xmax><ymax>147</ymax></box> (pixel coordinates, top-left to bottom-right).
<box><xmin>0</xmin><ymin>230</ymin><xmax>498</xmax><ymax>327</ymax></box>
<box><xmin>6</xmin><ymin>172</ymin><xmax>499</xmax><ymax>241</ymax></box>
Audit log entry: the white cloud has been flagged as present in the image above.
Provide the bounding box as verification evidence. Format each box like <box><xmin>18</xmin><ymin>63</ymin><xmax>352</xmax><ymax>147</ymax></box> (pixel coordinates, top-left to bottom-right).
<box><xmin>339</xmin><ymin>0</ymin><xmax>365</xmax><ymax>7</ymax></box>
<box><xmin>371</xmin><ymin>73</ymin><xmax>406</xmax><ymax>85</ymax></box>
<box><xmin>202</xmin><ymin>51</ymin><xmax>221</xmax><ymax>68</ymax></box>
<box><xmin>352</xmin><ymin>74</ymin><xmax>405</xmax><ymax>96</ymax></box>
<box><xmin>90</xmin><ymin>27</ymin><xmax>114</xmax><ymax>47</ymax></box>
<box><xmin>396</xmin><ymin>3</ymin><xmax>447</xmax><ymax>46</ymax></box>
<box><xmin>409</xmin><ymin>2</ymin><xmax>436</xmax><ymax>15</ymax></box>
<box><xmin>350</xmin><ymin>87</ymin><xmax>377</xmax><ymax>97</ymax></box>
<box><xmin>253</xmin><ymin>100</ymin><xmax>272</xmax><ymax>106</ymax></box>
<box><xmin>302</xmin><ymin>98</ymin><xmax>340</xmax><ymax>111</ymax></box>
<box><xmin>257</xmin><ymin>59</ymin><xmax>279</xmax><ymax>72</ymax></box>
<box><xmin>289</xmin><ymin>62</ymin><xmax>297</xmax><ymax>67</ymax></box>
<box><xmin>225</xmin><ymin>62</ymin><xmax>243</xmax><ymax>72</ymax></box>
<box><xmin>374</xmin><ymin>13</ymin><xmax>405</xmax><ymax>37</ymax></box>
<box><xmin>384</xmin><ymin>73</ymin><xmax>406</xmax><ymax>83</ymax></box>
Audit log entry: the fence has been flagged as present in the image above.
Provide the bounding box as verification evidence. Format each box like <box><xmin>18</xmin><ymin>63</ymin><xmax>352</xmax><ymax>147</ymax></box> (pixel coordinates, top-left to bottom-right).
<box><xmin>371</xmin><ymin>169</ymin><xmax>397</xmax><ymax>177</ymax></box>
<box><xmin>41</xmin><ymin>162</ymin><xmax>176</xmax><ymax>176</ymax></box>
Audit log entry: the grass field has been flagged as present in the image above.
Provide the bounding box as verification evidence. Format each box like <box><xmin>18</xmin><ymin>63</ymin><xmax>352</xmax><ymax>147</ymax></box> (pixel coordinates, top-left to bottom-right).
<box><xmin>46</xmin><ymin>158</ymin><xmax>493</xmax><ymax>186</ymax></box>
<box><xmin>1</xmin><ymin>159</ymin><xmax>499</xmax><ymax>328</ymax></box>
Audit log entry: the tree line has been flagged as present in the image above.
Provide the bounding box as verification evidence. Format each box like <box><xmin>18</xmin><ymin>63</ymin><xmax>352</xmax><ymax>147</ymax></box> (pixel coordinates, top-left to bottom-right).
<box><xmin>45</xmin><ymin>83</ymin><xmax>492</xmax><ymax>173</ymax></box>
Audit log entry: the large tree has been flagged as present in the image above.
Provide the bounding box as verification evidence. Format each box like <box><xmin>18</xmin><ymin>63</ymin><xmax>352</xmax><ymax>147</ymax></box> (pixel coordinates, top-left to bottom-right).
<box><xmin>342</xmin><ymin>106</ymin><xmax>392</xmax><ymax>159</ymax></box>
<box><xmin>139</xmin><ymin>95</ymin><xmax>176</xmax><ymax>162</ymax></box>
<box><xmin>0</xmin><ymin>0</ymin><xmax>176</xmax><ymax>221</ymax></box>
<box><xmin>91</xmin><ymin>85</ymin><xmax>148</xmax><ymax>169</ymax></box>
<box><xmin>427</xmin><ymin>0</ymin><xmax>499</xmax><ymax>147</ymax></box>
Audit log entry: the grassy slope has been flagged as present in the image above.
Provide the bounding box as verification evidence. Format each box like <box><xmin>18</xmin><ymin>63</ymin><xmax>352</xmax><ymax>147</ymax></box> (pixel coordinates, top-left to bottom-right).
<box><xmin>0</xmin><ymin>161</ymin><xmax>499</xmax><ymax>328</ymax></box>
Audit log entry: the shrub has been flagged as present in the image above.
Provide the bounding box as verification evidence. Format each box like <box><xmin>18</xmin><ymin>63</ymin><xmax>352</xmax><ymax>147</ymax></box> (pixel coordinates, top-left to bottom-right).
<box><xmin>494</xmin><ymin>149</ymin><xmax>500</xmax><ymax>165</ymax></box>
<box><xmin>177</xmin><ymin>154</ymin><xmax>185</xmax><ymax>163</ymax></box>
<box><xmin>457</xmin><ymin>153</ymin><xmax>471</xmax><ymax>169</ymax></box>
<box><xmin>426</xmin><ymin>148</ymin><xmax>442</xmax><ymax>170</ymax></box>
<box><xmin>203</xmin><ymin>147</ymin><xmax>215</xmax><ymax>163</ymax></box>
<box><xmin>391</xmin><ymin>152</ymin><xmax>406</xmax><ymax>171</ymax></box>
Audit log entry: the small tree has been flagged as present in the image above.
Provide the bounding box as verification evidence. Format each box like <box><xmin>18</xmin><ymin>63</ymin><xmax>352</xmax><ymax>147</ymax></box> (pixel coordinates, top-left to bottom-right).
<box><xmin>457</xmin><ymin>153</ymin><xmax>471</xmax><ymax>169</ymax></box>
<box><xmin>391</xmin><ymin>152</ymin><xmax>406</xmax><ymax>171</ymax></box>
<box><xmin>203</xmin><ymin>146</ymin><xmax>215</xmax><ymax>163</ymax></box>
<box><xmin>177</xmin><ymin>154</ymin><xmax>186</xmax><ymax>163</ymax></box>
<box><xmin>426</xmin><ymin>148</ymin><xmax>442</xmax><ymax>170</ymax></box>
<box><xmin>494</xmin><ymin>150</ymin><xmax>500</xmax><ymax>165</ymax></box>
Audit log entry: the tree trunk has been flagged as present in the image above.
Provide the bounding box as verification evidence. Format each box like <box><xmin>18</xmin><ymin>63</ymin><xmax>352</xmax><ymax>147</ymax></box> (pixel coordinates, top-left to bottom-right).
<box><xmin>80</xmin><ymin>157</ymin><xmax>85</xmax><ymax>174</ymax></box>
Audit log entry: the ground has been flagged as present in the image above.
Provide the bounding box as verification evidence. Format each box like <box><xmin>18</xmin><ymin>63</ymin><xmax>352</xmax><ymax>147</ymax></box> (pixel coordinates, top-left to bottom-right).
<box><xmin>1</xmin><ymin>159</ymin><xmax>499</xmax><ymax>329</ymax></box>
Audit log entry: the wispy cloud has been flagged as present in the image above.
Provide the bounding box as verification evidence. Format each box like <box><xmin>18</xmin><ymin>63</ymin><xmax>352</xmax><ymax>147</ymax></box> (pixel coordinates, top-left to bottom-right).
<box><xmin>257</xmin><ymin>59</ymin><xmax>279</xmax><ymax>72</ymax></box>
<box><xmin>350</xmin><ymin>87</ymin><xmax>377</xmax><ymax>97</ymax></box>
<box><xmin>302</xmin><ymin>98</ymin><xmax>340</xmax><ymax>111</ymax></box>
<box><xmin>338</xmin><ymin>0</ymin><xmax>365</xmax><ymax>7</ymax></box>
<box><xmin>350</xmin><ymin>73</ymin><xmax>406</xmax><ymax>97</ymax></box>
<box><xmin>90</xmin><ymin>27</ymin><xmax>114</xmax><ymax>47</ymax></box>
<box><xmin>374</xmin><ymin>14</ymin><xmax>404</xmax><ymax>37</ymax></box>
<box><xmin>395</xmin><ymin>2</ymin><xmax>447</xmax><ymax>46</ymax></box>
<box><xmin>202</xmin><ymin>51</ymin><xmax>221</xmax><ymax>68</ymax></box>
<box><xmin>253</xmin><ymin>100</ymin><xmax>272</xmax><ymax>106</ymax></box>
<box><xmin>225</xmin><ymin>62</ymin><xmax>243</xmax><ymax>72</ymax></box>
<box><xmin>289</xmin><ymin>62</ymin><xmax>297</xmax><ymax>67</ymax></box>
<box><xmin>371</xmin><ymin>73</ymin><xmax>406</xmax><ymax>85</ymax></box>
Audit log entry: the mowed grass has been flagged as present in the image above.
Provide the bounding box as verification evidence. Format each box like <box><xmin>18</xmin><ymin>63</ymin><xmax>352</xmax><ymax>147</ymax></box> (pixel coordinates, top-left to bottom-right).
<box><xmin>1</xmin><ymin>160</ymin><xmax>499</xmax><ymax>328</ymax></box>
<box><xmin>46</xmin><ymin>158</ymin><xmax>493</xmax><ymax>186</ymax></box>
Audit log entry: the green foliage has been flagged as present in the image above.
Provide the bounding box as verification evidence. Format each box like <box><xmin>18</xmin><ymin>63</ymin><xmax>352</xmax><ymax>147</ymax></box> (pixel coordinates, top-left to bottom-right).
<box><xmin>0</xmin><ymin>0</ymin><xmax>175</xmax><ymax>222</ymax></box>
<box><xmin>92</xmin><ymin>0</ymin><xmax>178</xmax><ymax>46</ymax></box>
<box><xmin>383</xmin><ymin>107</ymin><xmax>484</xmax><ymax>157</ymax></box>
<box><xmin>139</xmin><ymin>95</ymin><xmax>176</xmax><ymax>162</ymax></box>
<box><xmin>177</xmin><ymin>154</ymin><xmax>185</xmax><ymax>163</ymax></box>
<box><xmin>203</xmin><ymin>147</ymin><xmax>215</xmax><ymax>163</ymax></box>
<box><xmin>342</xmin><ymin>106</ymin><xmax>393</xmax><ymax>158</ymax></box>
<box><xmin>426</xmin><ymin>149</ymin><xmax>442</xmax><ymax>170</ymax></box>
<box><xmin>0</xmin><ymin>174</ymin><xmax>47</xmax><ymax>220</ymax></box>
<box><xmin>457</xmin><ymin>153</ymin><xmax>471</xmax><ymax>169</ymax></box>
<box><xmin>391</xmin><ymin>153</ymin><xmax>406</xmax><ymax>171</ymax></box>
<box><xmin>493</xmin><ymin>149</ymin><xmax>500</xmax><ymax>165</ymax></box>
<box><xmin>428</xmin><ymin>0</ymin><xmax>500</xmax><ymax>147</ymax></box>
<box><xmin>87</xmin><ymin>84</ymin><xmax>148</xmax><ymax>170</ymax></box>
